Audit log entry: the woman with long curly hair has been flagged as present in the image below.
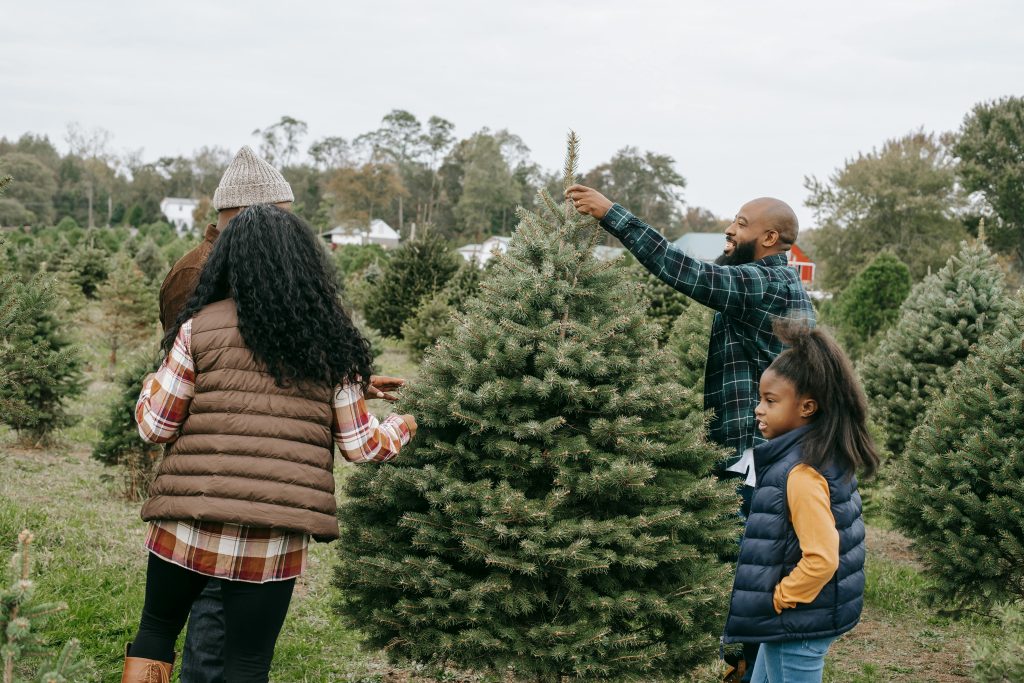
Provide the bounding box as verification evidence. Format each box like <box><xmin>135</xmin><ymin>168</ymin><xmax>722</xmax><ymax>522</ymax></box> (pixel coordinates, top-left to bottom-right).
<box><xmin>123</xmin><ymin>204</ymin><xmax>417</xmax><ymax>683</ymax></box>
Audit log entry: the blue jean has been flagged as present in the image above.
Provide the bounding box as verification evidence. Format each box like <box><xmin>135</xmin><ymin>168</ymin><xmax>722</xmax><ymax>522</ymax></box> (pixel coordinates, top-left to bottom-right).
<box><xmin>750</xmin><ymin>637</ymin><xmax>837</xmax><ymax>683</ymax></box>
<box><xmin>179</xmin><ymin>580</ymin><xmax>226</xmax><ymax>683</ymax></box>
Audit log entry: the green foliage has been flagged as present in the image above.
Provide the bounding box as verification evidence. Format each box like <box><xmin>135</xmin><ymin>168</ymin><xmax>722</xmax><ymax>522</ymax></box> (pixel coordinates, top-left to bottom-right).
<box><xmin>60</xmin><ymin>244</ymin><xmax>108</xmax><ymax>299</ymax></box>
<box><xmin>331</xmin><ymin>243</ymin><xmax>388</xmax><ymax>281</ymax></box>
<box><xmin>805</xmin><ymin>131</ymin><xmax>967</xmax><ymax>290</ymax></box>
<box><xmin>335</xmin><ymin>136</ymin><xmax>739</xmax><ymax>680</ymax></box>
<box><xmin>132</xmin><ymin>238</ymin><xmax>166</xmax><ymax>283</ymax></box>
<box><xmin>666</xmin><ymin>305</ymin><xmax>714</xmax><ymax>392</ymax></box>
<box><xmin>0</xmin><ymin>530</ymin><xmax>84</xmax><ymax>683</ymax></box>
<box><xmin>625</xmin><ymin>259</ymin><xmax>691</xmax><ymax>345</ymax></box>
<box><xmin>400</xmin><ymin>294</ymin><xmax>456</xmax><ymax>362</ymax></box>
<box><xmin>92</xmin><ymin>351</ymin><xmax>162</xmax><ymax>500</ymax></box>
<box><xmin>0</xmin><ymin>153</ymin><xmax>57</xmax><ymax>225</ymax></box>
<box><xmin>888</xmin><ymin>292</ymin><xmax>1024</xmax><ymax>607</ymax></box>
<box><xmin>96</xmin><ymin>257</ymin><xmax>157</xmax><ymax>370</ymax></box>
<box><xmin>828</xmin><ymin>252</ymin><xmax>912</xmax><ymax>358</ymax></box>
<box><xmin>362</xmin><ymin>233</ymin><xmax>459</xmax><ymax>338</ymax></box>
<box><xmin>955</xmin><ymin>96</ymin><xmax>1024</xmax><ymax>266</ymax></box>
<box><xmin>401</xmin><ymin>262</ymin><xmax>483</xmax><ymax>360</ymax></box>
<box><xmin>583</xmin><ymin>146</ymin><xmax>687</xmax><ymax>239</ymax></box>
<box><xmin>0</xmin><ymin>271</ymin><xmax>83</xmax><ymax>444</ymax></box>
<box><xmin>970</xmin><ymin>603</ymin><xmax>1024</xmax><ymax>683</ymax></box>
<box><xmin>859</xmin><ymin>240</ymin><xmax>1005</xmax><ymax>456</ymax></box>
<box><xmin>53</xmin><ymin>217</ymin><xmax>78</xmax><ymax>232</ymax></box>
<box><xmin>0</xmin><ymin>199</ymin><xmax>34</xmax><ymax>227</ymax></box>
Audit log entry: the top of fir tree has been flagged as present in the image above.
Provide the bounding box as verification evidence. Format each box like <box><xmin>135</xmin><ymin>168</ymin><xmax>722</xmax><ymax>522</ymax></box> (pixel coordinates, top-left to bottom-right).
<box><xmin>335</xmin><ymin>133</ymin><xmax>738</xmax><ymax>681</ymax></box>
<box><xmin>858</xmin><ymin>237</ymin><xmax>1006</xmax><ymax>455</ymax></box>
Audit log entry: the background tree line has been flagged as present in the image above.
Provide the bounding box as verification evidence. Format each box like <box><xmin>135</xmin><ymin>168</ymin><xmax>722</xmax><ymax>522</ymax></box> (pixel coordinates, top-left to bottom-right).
<box><xmin>0</xmin><ymin>110</ymin><xmax>714</xmax><ymax>245</ymax></box>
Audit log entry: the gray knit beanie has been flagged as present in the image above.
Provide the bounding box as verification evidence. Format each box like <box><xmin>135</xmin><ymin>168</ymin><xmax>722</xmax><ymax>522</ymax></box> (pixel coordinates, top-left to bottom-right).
<box><xmin>212</xmin><ymin>146</ymin><xmax>294</xmax><ymax>210</ymax></box>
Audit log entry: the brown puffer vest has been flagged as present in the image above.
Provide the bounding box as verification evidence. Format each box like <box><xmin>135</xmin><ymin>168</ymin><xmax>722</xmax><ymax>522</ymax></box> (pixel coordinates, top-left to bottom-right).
<box><xmin>141</xmin><ymin>299</ymin><xmax>340</xmax><ymax>541</ymax></box>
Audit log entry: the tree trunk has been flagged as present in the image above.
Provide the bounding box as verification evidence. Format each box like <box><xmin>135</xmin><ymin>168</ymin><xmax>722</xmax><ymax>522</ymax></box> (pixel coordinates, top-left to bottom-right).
<box><xmin>87</xmin><ymin>183</ymin><xmax>94</xmax><ymax>229</ymax></box>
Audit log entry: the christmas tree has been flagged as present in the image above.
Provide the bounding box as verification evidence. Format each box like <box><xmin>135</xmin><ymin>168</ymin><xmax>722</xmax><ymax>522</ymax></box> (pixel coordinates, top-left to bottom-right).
<box><xmin>889</xmin><ymin>289</ymin><xmax>1024</xmax><ymax>606</ymax></box>
<box><xmin>0</xmin><ymin>268</ymin><xmax>83</xmax><ymax>445</ymax></box>
<box><xmin>96</xmin><ymin>256</ymin><xmax>158</xmax><ymax>370</ymax></box>
<box><xmin>335</xmin><ymin>134</ymin><xmax>739</xmax><ymax>680</ymax></box>
<box><xmin>665</xmin><ymin>305</ymin><xmax>714</xmax><ymax>394</ymax></box>
<box><xmin>1</xmin><ymin>530</ymin><xmax>84</xmax><ymax>683</ymax></box>
<box><xmin>625</xmin><ymin>260</ymin><xmax>691</xmax><ymax>345</ymax></box>
<box><xmin>362</xmin><ymin>232</ymin><xmax>460</xmax><ymax>338</ymax></box>
<box><xmin>858</xmin><ymin>239</ymin><xmax>1005</xmax><ymax>455</ymax></box>
<box><xmin>829</xmin><ymin>251</ymin><xmax>911</xmax><ymax>358</ymax></box>
<box><xmin>402</xmin><ymin>261</ymin><xmax>482</xmax><ymax>360</ymax></box>
<box><xmin>92</xmin><ymin>350</ymin><xmax>163</xmax><ymax>499</ymax></box>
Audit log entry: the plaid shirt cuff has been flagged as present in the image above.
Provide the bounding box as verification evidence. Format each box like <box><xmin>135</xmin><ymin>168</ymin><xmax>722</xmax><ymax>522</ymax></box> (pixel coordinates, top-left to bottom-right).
<box><xmin>599</xmin><ymin>203</ymin><xmax>634</xmax><ymax>238</ymax></box>
<box><xmin>599</xmin><ymin>204</ymin><xmax>662</xmax><ymax>261</ymax></box>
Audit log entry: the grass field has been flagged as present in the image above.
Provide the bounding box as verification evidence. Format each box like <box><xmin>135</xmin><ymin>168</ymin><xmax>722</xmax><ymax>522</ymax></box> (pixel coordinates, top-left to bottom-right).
<box><xmin>0</xmin><ymin>332</ymin><xmax>998</xmax><ymax>682</ymax></box>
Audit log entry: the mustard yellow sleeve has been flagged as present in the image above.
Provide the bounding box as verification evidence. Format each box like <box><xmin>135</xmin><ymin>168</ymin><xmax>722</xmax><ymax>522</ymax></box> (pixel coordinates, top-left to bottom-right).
<box><xmin>773</xmin><ymin>464</ymin><xmax>840</xmax><ymax>614</ymax></box>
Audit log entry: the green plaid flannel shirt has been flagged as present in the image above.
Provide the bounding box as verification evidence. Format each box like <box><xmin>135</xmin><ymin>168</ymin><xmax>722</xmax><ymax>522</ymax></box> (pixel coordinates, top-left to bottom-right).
<box><xmin>600</xmin><ymin>204</ymin><xmax>815</xmax><ymax>467</ymax></box>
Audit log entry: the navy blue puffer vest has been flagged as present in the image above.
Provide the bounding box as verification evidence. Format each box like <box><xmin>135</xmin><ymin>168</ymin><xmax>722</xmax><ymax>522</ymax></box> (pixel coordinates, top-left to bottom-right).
<box><xmin>723</xmin><ymin>425</ymin><xmax>865</xmax><ymax>643</ymax></box>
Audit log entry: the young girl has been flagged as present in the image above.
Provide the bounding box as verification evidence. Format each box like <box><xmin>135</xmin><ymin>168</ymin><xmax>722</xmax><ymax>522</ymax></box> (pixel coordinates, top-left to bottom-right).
<box><xmin>123</xmin><ymin>205</ymin><xmax>417</xmax><ymax>683</ymax></box>
<box><xmin>722</xmin><ymin>319</ymin><xmax>878</xmax><ymax>683</ymax></box>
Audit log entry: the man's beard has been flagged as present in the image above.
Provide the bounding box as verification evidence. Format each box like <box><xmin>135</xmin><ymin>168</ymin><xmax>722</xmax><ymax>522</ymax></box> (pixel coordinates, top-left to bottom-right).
<box><xmin>714</xmin><ymin>238</ymin><xmax>757</xmax><ymax>266</ymax></box>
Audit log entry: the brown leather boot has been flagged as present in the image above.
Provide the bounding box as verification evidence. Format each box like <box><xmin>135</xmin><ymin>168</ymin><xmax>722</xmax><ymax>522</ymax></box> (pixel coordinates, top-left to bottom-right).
<box><xmin>121</xmin><ymin>643</ymin><xmax>173</xmax><ymax>683</ymax></box>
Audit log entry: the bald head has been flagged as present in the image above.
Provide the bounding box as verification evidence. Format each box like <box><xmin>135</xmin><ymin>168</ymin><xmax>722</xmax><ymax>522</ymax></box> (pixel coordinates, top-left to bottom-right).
<box><xmin>720</xmin><ymin>197</ymin><xmax>800</xmax><ymax>265</ymax></box>
<box><xmin>742</xmin><ymin>197</ymin><xmax>799</xmax><ymax>247</ymax></box>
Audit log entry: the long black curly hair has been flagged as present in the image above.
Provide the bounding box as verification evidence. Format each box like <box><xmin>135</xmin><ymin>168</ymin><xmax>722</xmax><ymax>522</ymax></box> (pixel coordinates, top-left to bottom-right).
<box><xmin>162</xmin><ymin>204</ymin><xmax>373</xmax><ymax>390</ymax></box>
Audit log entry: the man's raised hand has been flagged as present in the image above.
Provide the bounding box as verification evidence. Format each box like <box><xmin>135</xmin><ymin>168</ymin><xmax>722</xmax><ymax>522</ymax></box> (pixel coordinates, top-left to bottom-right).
<box><xmin>565</xmin><ymin>184</ymin><xmax>613</xmax><ymax>220</ymax></box>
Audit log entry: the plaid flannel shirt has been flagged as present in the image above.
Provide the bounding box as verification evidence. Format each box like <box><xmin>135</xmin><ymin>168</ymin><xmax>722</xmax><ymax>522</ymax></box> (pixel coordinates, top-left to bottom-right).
<box><xmin>135</xmin><ymin>318</ymin><xmax>410</xmax><ymax>582</ymax></box>
<box><xmin>600</xmin><ymin>204</ymin><xmax>815</xmax><ymax>465</ymax></box>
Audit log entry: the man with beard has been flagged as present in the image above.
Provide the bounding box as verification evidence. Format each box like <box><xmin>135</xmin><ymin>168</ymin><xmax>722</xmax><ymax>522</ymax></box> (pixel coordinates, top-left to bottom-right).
<box><xmin>566</xmin><ymin>185</ymin><xmax>814</xmax><ymax>683</ymax></box>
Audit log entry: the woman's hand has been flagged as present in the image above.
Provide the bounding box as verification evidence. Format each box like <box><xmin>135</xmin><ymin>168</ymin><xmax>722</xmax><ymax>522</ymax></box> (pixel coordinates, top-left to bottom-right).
<box><xmin>400</xmin><ymin>414</ymin><xmax>418</xmax><ymax>438</ymax></box>
<box><xmin>368</xmin><ymin>375</ymin><xmax>406</xmax><ymax>401</ymax></box>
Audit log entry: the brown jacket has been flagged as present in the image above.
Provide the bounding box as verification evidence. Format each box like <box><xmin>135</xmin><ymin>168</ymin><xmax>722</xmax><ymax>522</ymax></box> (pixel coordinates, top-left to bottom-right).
<box><xmin>141</xmin><ymin>299</ymin><xmax>341</xmax><ymax>540</ymax></box>
<box><xmin>159</xmin><ymin>224</ymin><xmax>219</xmax><ymax>333</ymax></box>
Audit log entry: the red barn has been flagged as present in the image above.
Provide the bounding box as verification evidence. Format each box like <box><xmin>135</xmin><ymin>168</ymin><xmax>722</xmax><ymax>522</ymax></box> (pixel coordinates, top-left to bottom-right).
<box><xmin>788</xmin><ymin>244</ymin><xmax>815</xmax><ymax>285</ymax></box>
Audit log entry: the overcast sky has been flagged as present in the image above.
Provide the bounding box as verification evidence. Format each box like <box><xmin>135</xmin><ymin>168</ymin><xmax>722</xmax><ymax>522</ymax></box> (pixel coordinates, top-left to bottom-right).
<box><xmin>3</xmin><ymin>0</ymin><xmax>1023</xmax><ymax>230</ymax></box>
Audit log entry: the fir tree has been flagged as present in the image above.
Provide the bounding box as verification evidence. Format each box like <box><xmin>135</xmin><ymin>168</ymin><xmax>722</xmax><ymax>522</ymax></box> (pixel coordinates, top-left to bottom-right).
<box><xmin>96</xmin><ymin>256</ymin><xmax>158</xmax><ymax>370</ymax></box>
<box><xmin>92</xmin><ymin>350</ymin><xmax>162</xmax><ymax>500</ymax></box>
<box><xmin>401</xmin><ymin>261</ymin><xmax>482</xmax><ymax>360</ymax></box>
<box><xmin>829</xmin><ymin>251</ymin><xmax>911</xmax><ymax>358</ymax></box>
<box><xmin>858</xmin><ymin>239</ymin><xmax>1005</xmax><ymax>455</ymax></box>
<box><xmin>362</xmin><ymin>232</ymin><xmax>459</xmax><ymax>338</ymax></box>
<box><xmin>133</xmin><ymin>237</ymin><xmax>166</xmax><ymax>283</ymax></box>
<box><xmin>60</xmin><ymin>240</ymin><xmax>109</xmax><ymax>299</ymax></box>
<box><xmin>888</xmin><ymin>291</ymin><xmax>1024</xmax><ymax>606</ymax></box>
<box><xmin>0</xmin><ymin>274</ymin><xmax>83</xmax><ymax>444</ymax></box>
<box><xmin>1</xmin><ymin>530</ymin><xmax>84</xmax><ymax>683</ymax></box>
<box><xmin>626</xmin><ymin>260</ymin><xmax>690</xmax><ymax>345</ymax></box>
<box><xmin>970</xmin><ymin>603</ymin><xmax>1024</xmax><ymax>683</ymax></box>
<box><xmin>665</xmin><ymin>304</ymin><xmax>714</xmax><ymax>393</ymax></box>
<box><xmin>335</xmin><ymin>134</ymin><xmax>739</xmax><ymax>680</ymax></box>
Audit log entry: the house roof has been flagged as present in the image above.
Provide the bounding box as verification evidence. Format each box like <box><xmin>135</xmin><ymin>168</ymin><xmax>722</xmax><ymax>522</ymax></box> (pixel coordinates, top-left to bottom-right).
<box><xmin>673</xmin><ymin>232</ymin><xmax>725</xmax><ymax>262</ymax></box>
<box><xmin>160</xmin><ymin>197</ymin><xmax>199</xmax><ymax>206</ymax></box>
<box><xmin>323</xmin><ymin>219</ymin><xmax>399</xmax><ymax>240</ymax></box>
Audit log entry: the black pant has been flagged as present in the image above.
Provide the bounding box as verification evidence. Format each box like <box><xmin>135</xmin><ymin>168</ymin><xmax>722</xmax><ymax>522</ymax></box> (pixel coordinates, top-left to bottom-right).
<box><xmin>130</xmin><ymin>554</ymin><xmax>295</xmax><ymax>682</ymax></box>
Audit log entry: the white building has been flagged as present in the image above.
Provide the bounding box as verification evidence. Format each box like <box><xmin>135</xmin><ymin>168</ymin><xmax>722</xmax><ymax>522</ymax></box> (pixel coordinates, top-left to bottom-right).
<box><xmin>160</xmin><ymin>197</ymin><xmax>199</xmax><ymax>233</ymax></box>
<box><xmin>592</xmin><ymin>245</ymin><xmax>626</xmax><ymax>261</ymax></box>
<box><xmin>458</xmin><ymin>235</ymin><xmax>512</xmax><ymax>267</ymax></box>
<box><xmin>322</xmin><ymin>219</ymin><xmax>401</xmax><ymax>249</ymax></box>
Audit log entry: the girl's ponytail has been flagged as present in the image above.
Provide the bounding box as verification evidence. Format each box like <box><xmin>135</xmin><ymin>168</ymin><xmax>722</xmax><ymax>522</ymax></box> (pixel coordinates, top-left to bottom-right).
<box><xmin>769</xmin><ymin>318</ymin><xmax>880</xmax><ymax>478</ymax></box>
